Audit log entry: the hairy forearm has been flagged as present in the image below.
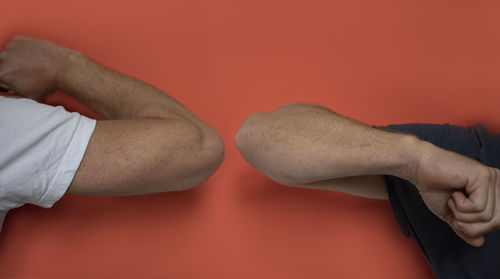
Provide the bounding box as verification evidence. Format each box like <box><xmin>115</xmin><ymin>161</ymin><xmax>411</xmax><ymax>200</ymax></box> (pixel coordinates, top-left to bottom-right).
<box><xmin>58</xmin><ymin>51</ymin><xmax>197</xmax><ymax>122</ymax></box>
<box><xmin>236</xmin><ymin>103</ymin><xmax>425</xmax><ymax>185</ymax></box>
<box><xmin>238</xmin><ymin>103</ymin><xmax>499</xmax><ymax>245</ymax></box>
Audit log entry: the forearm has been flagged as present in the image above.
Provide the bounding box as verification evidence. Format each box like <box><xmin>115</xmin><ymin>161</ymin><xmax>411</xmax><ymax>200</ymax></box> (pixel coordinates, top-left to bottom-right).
<box><xmin>236</xmin><ymin>103</ymin><xmax>425</xmax><ymax>185</ymax></box>
<box><xmin>58</xmin><ymin>51</ymin><xmax>197</xmax><ymax>122</ymax></box>
<box><xmin>236</xmin><ymin>103</ymin><xmax>500</xmax><ymax>246</ymax></box>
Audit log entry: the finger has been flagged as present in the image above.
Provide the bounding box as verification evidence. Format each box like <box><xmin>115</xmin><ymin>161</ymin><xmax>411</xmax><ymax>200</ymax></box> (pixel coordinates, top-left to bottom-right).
<box><xmin>449</xmin><ymin>193</ymin><xmax>494</xmax><ymax>223</ymax></box>
<box><xmin>453</xmin><ymin>219</ymin><xmax>498</xmax><ymax>239</ymax></box>
<box><xmin>467</xmin><ymin>168</ymin><xmax>496</xmax><ymax>212</ymax></box>
<box><xmin>453</xmin><ymin>169</ymin><xmax>496</xmax><ymax>216</ymax></box>
<box><xmin>452</xmin><ymin>191</ymin><xmax>480</xmax><ymax>213</ymax></box>
<box><xmin>448</xmin><ymin>198</ymin><xmax>477</xmax><ymax>222</ymax></box>
<box><xmin>451</xmin><ymin>225</ymin><xmax>485</xmax><ymax>247</ymax></box>
<box><xmin>453</xmin><ymin>173</ymin><xmax>491</xmax><ymax>213</ymax></box>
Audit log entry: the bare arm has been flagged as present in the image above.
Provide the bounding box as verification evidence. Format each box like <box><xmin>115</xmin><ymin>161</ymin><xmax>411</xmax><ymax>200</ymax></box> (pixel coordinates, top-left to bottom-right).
<box><xmin>236</xmin><ymin>103</ymin><xmax>500</xmax><ymax>247</ymax></box>
<box><xmin>235</xmin><ymin>103</ymin><xmax>419</xmax><ymax>193</ymax></box>
<box><xmin>0</xmin><ymin>35</ymin><xmax>224</xmax><ymax>195</ymax></box>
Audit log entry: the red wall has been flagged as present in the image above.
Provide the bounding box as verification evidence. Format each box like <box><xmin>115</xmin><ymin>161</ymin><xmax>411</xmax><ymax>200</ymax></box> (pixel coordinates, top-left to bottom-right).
<box><xmin>1</xmin><ymin>0</ymin><xmax>499</xmax><ymax>278</ymax></box>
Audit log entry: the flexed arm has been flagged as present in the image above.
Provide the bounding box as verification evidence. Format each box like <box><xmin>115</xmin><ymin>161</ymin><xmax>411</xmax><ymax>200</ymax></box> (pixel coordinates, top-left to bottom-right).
<box><xmin>236</xmin><ymin>103</ymin><xmax>500</xmax><ymax>247</ymax></box>
<box><xmin>0</xmin><ymin>35</ymin><xmax>224</xmax><ymax>195</ymax></box>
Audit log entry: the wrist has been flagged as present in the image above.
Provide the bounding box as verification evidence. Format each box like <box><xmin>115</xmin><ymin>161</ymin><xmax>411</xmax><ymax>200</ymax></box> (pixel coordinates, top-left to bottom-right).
<box><xmin>55</xmin><ymin>50</ymin><xmax>86</xmax><ymax>92</ymax></box>
<box><xmin>387</xmin><ymin>133</ymin><xmax>431</xmax><ymax>183</ymax></box>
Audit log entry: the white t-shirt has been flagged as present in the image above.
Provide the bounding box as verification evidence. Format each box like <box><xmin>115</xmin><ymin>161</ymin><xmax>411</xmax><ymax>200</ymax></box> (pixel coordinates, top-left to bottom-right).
<box><xmin>0</xmin><ymin>96</ymin><xmax>96</xmax><ymax>212</ymax></box>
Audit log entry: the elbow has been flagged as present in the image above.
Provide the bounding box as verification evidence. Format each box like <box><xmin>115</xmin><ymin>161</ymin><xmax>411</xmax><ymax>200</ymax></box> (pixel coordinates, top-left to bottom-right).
<box><xmin>200</xmin><ymin>127</ymin><xmax>226</xmax><ymax>179</ymax></box>
<box><xmin>172</xmin><ymin>119</ymin><xmax>225</xmax><ymax>190</ymax></box>
<box><xmin>235</xmin><ymin>112</ymin><xmax>302</xmax><ymax>186</ymax></box>
<box><xmin>235</xmin><ymin>112</ymin><xmax>266</xmax><ymax>161</ymax></box>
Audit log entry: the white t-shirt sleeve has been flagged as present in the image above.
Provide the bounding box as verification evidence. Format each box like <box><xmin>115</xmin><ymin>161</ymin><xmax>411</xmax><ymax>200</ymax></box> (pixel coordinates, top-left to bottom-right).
<box><xmin>0</xmin><ymin>97</ymin><xmax>96</xmax><ymax>211</ymax></box>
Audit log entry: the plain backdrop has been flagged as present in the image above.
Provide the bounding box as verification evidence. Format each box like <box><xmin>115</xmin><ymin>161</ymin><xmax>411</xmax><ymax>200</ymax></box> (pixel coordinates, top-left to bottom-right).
<box><xmin>1</xmin><ymin>0</ymin><xmax>499</xmax><ymax>278</ymax></box>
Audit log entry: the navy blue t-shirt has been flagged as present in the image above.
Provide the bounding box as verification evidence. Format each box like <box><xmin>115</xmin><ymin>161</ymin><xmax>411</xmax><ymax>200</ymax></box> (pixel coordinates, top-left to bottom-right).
<box><xmin>383</xmin><ymin>123</ymin><xmax>500</xmax><ymax>279</ymax></box>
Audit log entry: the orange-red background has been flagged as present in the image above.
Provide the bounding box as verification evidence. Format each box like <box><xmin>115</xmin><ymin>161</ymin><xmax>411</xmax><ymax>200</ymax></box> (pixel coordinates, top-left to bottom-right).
<box><xmin>1</xmin><ymin>0</ymin><xmax>499</xmax><ymax>278</ymax></box>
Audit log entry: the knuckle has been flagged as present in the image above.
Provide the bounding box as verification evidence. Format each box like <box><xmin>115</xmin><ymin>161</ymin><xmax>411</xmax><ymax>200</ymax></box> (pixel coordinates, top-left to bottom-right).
<box><xmin>491</xmin><ymin>167</ymin><xmax>498</xmax><ymax>178</ymax></box>
<box><xmin>477</xmin><ymin>167</ymin><xmax>492</xmax><ymax>184</ymax></box>
<box><xmin>4</xmin><ymin>43</ymin><xmax>13</xmax><ymax>51</ymax></box>
<box><xmin>484</xmin><ymin>167</ymin><xmax>493</xmax><ymax>177</ymax></box>
<box><xmin>486</xmin><ymin>168</ymin><xmax>496</xmax><ymax>183</ymax></box>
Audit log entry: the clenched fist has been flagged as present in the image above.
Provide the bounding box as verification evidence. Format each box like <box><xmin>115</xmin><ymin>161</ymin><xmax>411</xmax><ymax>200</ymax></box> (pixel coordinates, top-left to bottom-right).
<box><xmin>0</xmin><ymin>35</ymin><xmax>76</xmax><ymax>100</ymax></box>
<box><xmin>412</xmin><ymin>142</ymin><xmax>500</xmax><ymax>247</ymax></box>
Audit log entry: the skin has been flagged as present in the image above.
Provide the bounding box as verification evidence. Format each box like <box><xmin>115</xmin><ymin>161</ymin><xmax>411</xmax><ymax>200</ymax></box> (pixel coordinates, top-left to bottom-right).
<box><xmin>0</xmin><ymin>35</ymin><xmax>225</xmax><ymax>231</ymax></box>
<box><xmin>236</xmin><ymin>103</ymin><xmax>500</xmax><ymax>247</ymax></box>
